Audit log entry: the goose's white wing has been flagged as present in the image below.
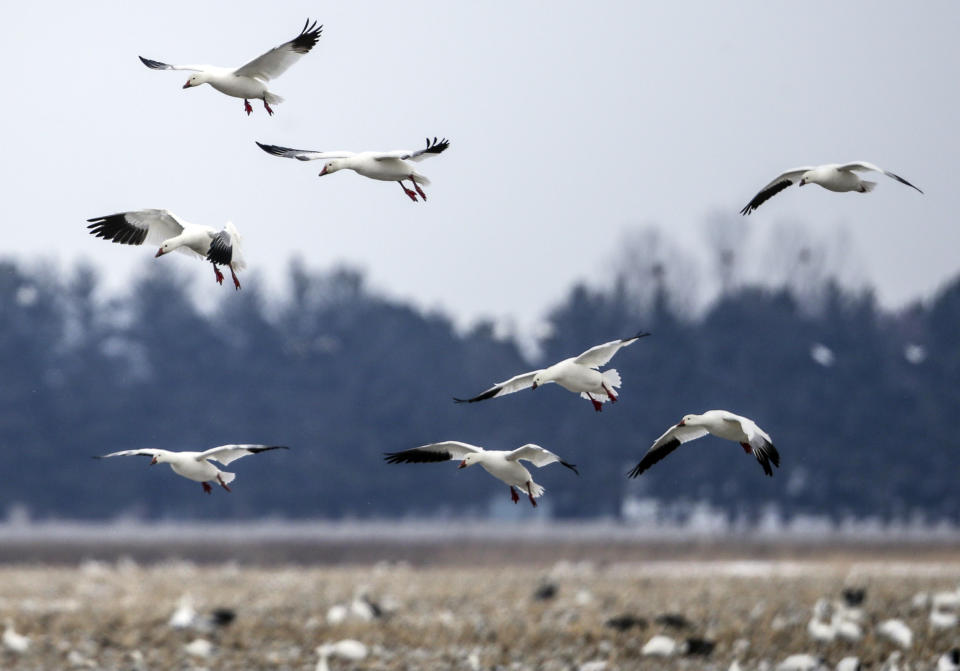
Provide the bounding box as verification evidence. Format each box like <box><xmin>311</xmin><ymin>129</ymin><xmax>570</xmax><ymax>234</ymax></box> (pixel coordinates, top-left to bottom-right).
<box><xmin>86</xmin><ymin>209</ymin><xmax>186</xmax><ymax>247</ymax></box>
<box><xmin>507</xmin><ymin>444</ymin><xmax>579</xmax><ymax>474</ymax></box>
<box><xmin>234</xmin><ymin>19</ymin><xmax>322</xmax><ymax>81</ymax></box>
<box><xmin>837</xmin><ymin>161</ymin><xmax>923</xmax><ymax>193</ymax></box>
<box><xmin>139</xmin><ymin>57</ymin><xmax>204</xmax><ymax>72</ymax></box>
<box><xmin>373</xmin><ymin>137</ymin><xmax>450</xmax><ymax>162</ymax></box>
<box><xmin>574</xmin><ymin>332</ymin><xmax>651</xmax><ymax>368</ymax></box>
<box><xmin>453</xmin><ymin>370</ymin><xmax>542</xmax><ymax>403</ymax></box>
<box><xmin>97</xmin><ymin>448</ymin><xmax>170</xmax><ymax>459</ymax></box>
<box><xmin>256</xmin><ymin>142</ymin><xmax>355</xmax><ymax>161</ymax></box>
<box><xmin>740</xmin><ymin>167</ymin><xmax>814</xmax><ymax>215</ymax></box>
<box><xmin>384</xmin><ymin>441</ymin><xmax>483</xmax><ymax>464</ymax></box>
<box><xmin>627</xmin><ymin>423</ymin><xmax>710</xmax><ymax>478</ymax></box>
<box><xmin>199</xmin><ymin>444</ymin><xmax>288</xmax><ymax>466</ymax></box>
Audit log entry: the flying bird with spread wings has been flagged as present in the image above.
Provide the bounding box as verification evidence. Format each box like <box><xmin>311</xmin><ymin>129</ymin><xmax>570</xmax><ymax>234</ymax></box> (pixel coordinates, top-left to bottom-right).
<box><xmin>140</xmin><ymin>19</ymin><xmax>322</xmax><ymax>115</ymax></box>
<box><xmin>454</xmin><ymin>332</ymin><xmax>650</xmax><ymax>411</ymax></box>
<box><xmin>256</xmin><ymin>137</ymin><xmax>450</xmax><ymax>202</ymax></box>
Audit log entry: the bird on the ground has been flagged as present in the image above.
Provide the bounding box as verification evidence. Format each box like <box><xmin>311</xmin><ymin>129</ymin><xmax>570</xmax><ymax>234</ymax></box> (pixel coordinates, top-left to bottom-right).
<box><xmin>140</xmin><ymin>19</ymin><xmax>322</xmax><ymax>115</ymax></box>
<box><xmin>455</xmin><ymin>332</ymin><xmax>650</xmax><ymax>412</ymax></box>
<box><xmin>256</xmin><ymin>137</ymin><xmax>450</xmax><ymax>202</ymax></box>
<box><xmin>96</xmin><ymin>445</ymin><xmax>288</xmax><ymax>494</ymax></box>
<box><xmin>86</xmin><ymin>209</ymin><xmax>246</xmax><ymax>289</ymax></box>
<box><xmin>630</xmin><ymin>410</ymin><xmax>779</xmax><ymax>478</ymax></box>
<box><xmin>740</xmin><ymin>161</ymin><xmax>922</xmax><ymax>215</ymax></box>
<box><xmin>384</xmin><ymin>441</ymin><xmax>577</xmax><ymax>507</ymax></box>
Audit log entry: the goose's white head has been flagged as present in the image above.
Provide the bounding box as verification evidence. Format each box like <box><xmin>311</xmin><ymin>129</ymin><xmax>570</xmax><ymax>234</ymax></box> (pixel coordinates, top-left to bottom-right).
<box><xmin>798</xmin><ymin>170</ymin><xmax>817</xmax><ymax>187</ymax></box>
<box><xmin>155</xmin><ymin>239</ymin><xmax>177</xmax><ymax>257</ymax></box>
<box><xmin>677</xmin><ymin>413</ymin><xmax>700</xmax><ymax>427</ymax></box>
<box><xmin>318</xmin><ymin>160</ymin><xmax>344</xmax><ymax>177</ymax></box>
<box><xmin>150</xmin><ymin>453</ymin><xmax>169</xmax><ymax>466</ymax></box>
<box><xmin>458</xmin><ymin>453</ymin><xmax>481</xmax><ymax>469</ymax></box>
<box><xmin>531</xmin><ymin>370</ymin><xmax>550</xmax><ymax>390</ymax></box>
<box><xmin>183</xmin><ymin>73</ymin><xmax>207</xmax><ymax>89</ymax></box>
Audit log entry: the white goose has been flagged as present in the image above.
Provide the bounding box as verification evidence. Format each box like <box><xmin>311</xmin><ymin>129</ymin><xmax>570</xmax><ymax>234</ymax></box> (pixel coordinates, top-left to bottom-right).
<box><xmin>86</xmin><ymin>209</ymin><xmax>245</xmax><ymax>289</ymax></box>
<box><xmin>455</xmin><ymin>332</ymin><xmax>650</xmax><ymax>412</ymax></box>
<box><xmin>384</xmin><ymin>441</ymin><xmax>578</xmax><ymax>507</ymax></box>
<box><xmin>96</xmin><ymin>445</ymin><xmax>288</xmax><ymax>494</ymax></box>
<box><xmin>256</xmin><ymin>137</ymin><xmax>450</xmax><ymax>202</ymax></box>
<box><xmin>630</xmin><ymin>410</ymin><xmax>779</xmax><ymax>478</ymax></box>
<box><xmin>140</xmin><ymin>19</ymin><xmax>322</xmax><ymax>116</ymax></box>
<box><xmin>740</xmin><ymin>161</ymin><xmax>922</xmax><ymax>214</ymax></box>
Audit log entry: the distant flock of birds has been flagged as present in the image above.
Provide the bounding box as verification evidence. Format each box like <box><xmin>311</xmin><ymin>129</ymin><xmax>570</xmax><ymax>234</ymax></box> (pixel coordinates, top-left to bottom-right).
<box><xmin>85</xmin><ymin>18</ymin><xmax>923</xmax><ymax>505</ymax></box>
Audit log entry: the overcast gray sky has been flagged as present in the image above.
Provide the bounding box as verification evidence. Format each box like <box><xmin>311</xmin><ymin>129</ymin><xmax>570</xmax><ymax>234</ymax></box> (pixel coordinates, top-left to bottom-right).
<box><xmin>1</xmin><ymin>1</ymin><xmax>956</xmax><ymax>335</ymax></box>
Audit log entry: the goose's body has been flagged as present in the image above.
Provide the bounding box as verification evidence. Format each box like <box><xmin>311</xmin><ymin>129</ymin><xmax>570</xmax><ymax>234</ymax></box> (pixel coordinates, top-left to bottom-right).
<box><xmin>740</xmin><ymin>161</ymin><xmax>922</xmax><ymax>215</ymax></box>
<box><xmin>630</xmin><ymin>410</ymin><xmax>779</xmax><ymax>477</ymax></box>
<box><xmin>256</xmin><ymin>137</ymin><xmax>450</xmax><ymax>202</ymax></box>
<box><xmin>86</xmin><ymin>209</ymin><xmax>246</xmax><ymax>289</ymax></box>
<box><xmin>140</xmin><ymin>19</ymin><xmax>322</xmax><ymax>115</ymax></box>
<box><xmin>384</xmin><ymin>441</ymin><xmax>578</xmax><ymax>507</ymax></box>
<box><xmin>455</xmin><ymin>332</ymin><xmax>650</xmax><ymax>412</ymax></box>
<box><xmin>97</xmin><ymin>445</ymin><xmax>288</xmax><ymax>494</ymax></box>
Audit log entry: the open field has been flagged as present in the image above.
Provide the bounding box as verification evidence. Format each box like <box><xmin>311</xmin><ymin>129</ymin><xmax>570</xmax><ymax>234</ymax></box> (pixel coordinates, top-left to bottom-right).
<box><xmin>1</xmin><ymin>531</ymin><xmax>960</xmax><ymax>669</ymax></box>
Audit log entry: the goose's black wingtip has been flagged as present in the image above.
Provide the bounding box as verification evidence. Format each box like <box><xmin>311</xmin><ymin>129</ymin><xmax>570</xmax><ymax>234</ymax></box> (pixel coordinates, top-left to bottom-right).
<box><xmin>626</xmin><ymin>463</ymin><xmax>644</xmax><ymax>479</ymax></box>
<box><xmin>561</xmin><ymin>460</ymin><xmax>579</xmax><ymax>476</ymax></box>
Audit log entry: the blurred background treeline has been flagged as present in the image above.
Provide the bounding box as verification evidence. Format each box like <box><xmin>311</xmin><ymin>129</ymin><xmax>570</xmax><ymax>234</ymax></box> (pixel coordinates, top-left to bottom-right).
<box><xmin>1</xmin><ymin>221</ymin><xmax>957</xmax><ymax>523</ymax></box>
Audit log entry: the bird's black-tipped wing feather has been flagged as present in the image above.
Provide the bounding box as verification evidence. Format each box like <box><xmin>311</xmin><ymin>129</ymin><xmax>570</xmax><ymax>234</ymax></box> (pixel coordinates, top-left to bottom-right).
<box><xmin>384</xmin><ymin>441</ymin><xmax>482</xmax><ymax>464</ymax></box>
<box><xmin>206</xmin><ymin>230</ymin><xmax>233</xmax><ymax>265</ymax></box>
<box><xmin>87</xmin><ymin>213</ymin><xmax>149</xmax><ymax>246</ymax></box>
<box><xmin>740</xmin><ymin>179</ymin><xmax>794</xmax><ymax>215</ymax></box>
<box><xmin>627</xmin><ymin>438</ymin><xmax>682</xmax><ymax>478</ymax></box>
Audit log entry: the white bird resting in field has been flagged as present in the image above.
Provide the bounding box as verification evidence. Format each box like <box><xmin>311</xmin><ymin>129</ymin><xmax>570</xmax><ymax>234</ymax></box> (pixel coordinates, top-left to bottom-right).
<box><xmin>2</xmin><ymin>619</ymin><xmax>30</xmax><ymax>654</ymax></box>
<box><xmin>454</xmin><ymin>332</ymin><xmax>651</xmax><ymax>412</ymax></box>
<box><xmin>938</xmin><ymin>648</ymin><xmax>960</xmax><ymax>671</ymax></box>
<box><xmin>740</xmin><ymin>161</ymin><xmax>922</xmax><ymax>215</ymax></box>
<box><xmin>384</xmin><ymin>441</ymin><xmax>578</xmax><ymax>507</ymax></box>
<box><xmin>629</xmin><ymin>410</ymin><xmax>780</xmax><ymax>478</ymax></box>
<box><xmin>877</xmin><ymin>619</ymin><xmax>913</xmax><ymax>649</ymax></box>
<box><xmin>86</xmin><ymin>209</ymin><xmax>246</xmax><ymax>289</ymax></box>
<box><xmin>140</xmin><ymin>19</ymin><xmax>322</xmax><ymax>116</ymax></box>
<box><xmin>315</xmin><ymin>640</ymin><xmax>368</xmax><ymax>671</ymax></box>
<box><xmin>96</xmin><ymin>445</ymin><xmax>288</xmax><ymax>494</ymax></box>
<box><xmin>641</xmin><ymin>634</ymin><xmax>677</xmax><ymax>657</ymax></box>
<box><xmin>256</xmin><ymin>137</ymin><xmax>450</xmax><ymax>202</ymax></box>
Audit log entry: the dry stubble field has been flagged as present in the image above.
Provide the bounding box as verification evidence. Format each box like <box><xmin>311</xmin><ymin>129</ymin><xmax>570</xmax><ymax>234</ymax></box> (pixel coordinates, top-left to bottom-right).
<box><xmin>1</xmin><ymin>540</ymin><xmax>960</xmax><ymax>670</ymax></box>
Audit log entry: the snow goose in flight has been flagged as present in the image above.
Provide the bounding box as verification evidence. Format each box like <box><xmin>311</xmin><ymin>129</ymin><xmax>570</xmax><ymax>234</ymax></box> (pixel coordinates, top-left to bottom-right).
<box><xmin>629</xmin><ymin>410</ymin><xmax>779</xmax><ymax>478</ymax></box>
<box><xmin>384</xmin><ymin>441</ymin><xmax>578</xmax><ymax>507</ymax></box>
<box><xmin>86</xmin><ymin>209</ymin><xmax>245</xmax><ymax>289</ymax></box>
<box><xmin>96</xmin><ymin>445</ymin><xmax>288</xmax><ymax>494</ymax></box>
<box><xmin>455</xmin><ymin>332</ymin><xmax>650</xmax><ymax>411</ymax></box>
<box><xmin>140</xmin><ymin>19</ymin><xmax>322</xmax><ymax>116</ymax></box>
<box><xmin>740</xmin><ymin>162</ymin><xmax>922</xmax><ymax>215</ymax></box>
<box><xmin>256</xmin><ymin>137</ymin><xmax>450</xmax><ymax>202</ymax></box>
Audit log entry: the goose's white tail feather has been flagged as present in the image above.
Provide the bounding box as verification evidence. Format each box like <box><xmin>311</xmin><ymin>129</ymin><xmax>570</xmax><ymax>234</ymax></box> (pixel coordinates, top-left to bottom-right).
<box><xmin>412</xmin><ymin>172</ymin><xmax>431</xmax><ymax>186</ymax></box>
<box><xmin>225</xmin><ymin>222</ymin><xmax>246</xmax><ymax>270</ymax></box>
<box><xmin>525</xmin><ymin>481</ymin><xmax>545</xmax><ymax>498</ymax></box>
<box><xmin>219</xmin><ymin>471</ymin><xmax>236</xmax><ymax>485</ymax></box>
<box><xmin>602</xmin><ymin>368</ymin><xmax>622</xmax><ymax>389</ymax></box>
<box><xmin>858</xmin><ymin>180</ymin><xmax>877</xmax><ymax>193</ymax></box>
<box><xmin>264</xmin><ymin>92</ymin><xmax>284</xmax><ymax>105</ymax></box>
<box><xmin>579</xmin><ymin>369</ymin><xmax>623</xmax><ymax>404</ymax></box>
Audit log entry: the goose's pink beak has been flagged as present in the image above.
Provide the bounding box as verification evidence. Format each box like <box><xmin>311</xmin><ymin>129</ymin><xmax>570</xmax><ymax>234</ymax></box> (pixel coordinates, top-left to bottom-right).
<box><xmin>678</xmin><ymin>419</ymin><xmax>686</xmax><ymax>427</ymax></box>
<box><xmin>150</xmin><ymin>456</ymin><xmax>158</xmax><ymax>465</ymax></box>
<box><xmin>155</xmin><ymin>248</ymin><xmax>165</xmax><ymax>257</ymax></box>
<box><xmin>531</xmin><ymin>382</ymin><xmax>538</xmax><ymax>390</ymax></box>
<box><xmin>318</xmin><ymin>165</ymin><xmax>328</xmax><ymax>177</ymax></box>
<box><xmin>183</xmin><ymin>80</ymin><xmax>192</xmax><ymax>89</ymax></box>
<box><xmin>458</xmin><ymin>460</ymin><xmax>467</xmax><ymax>469</ymax></box>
